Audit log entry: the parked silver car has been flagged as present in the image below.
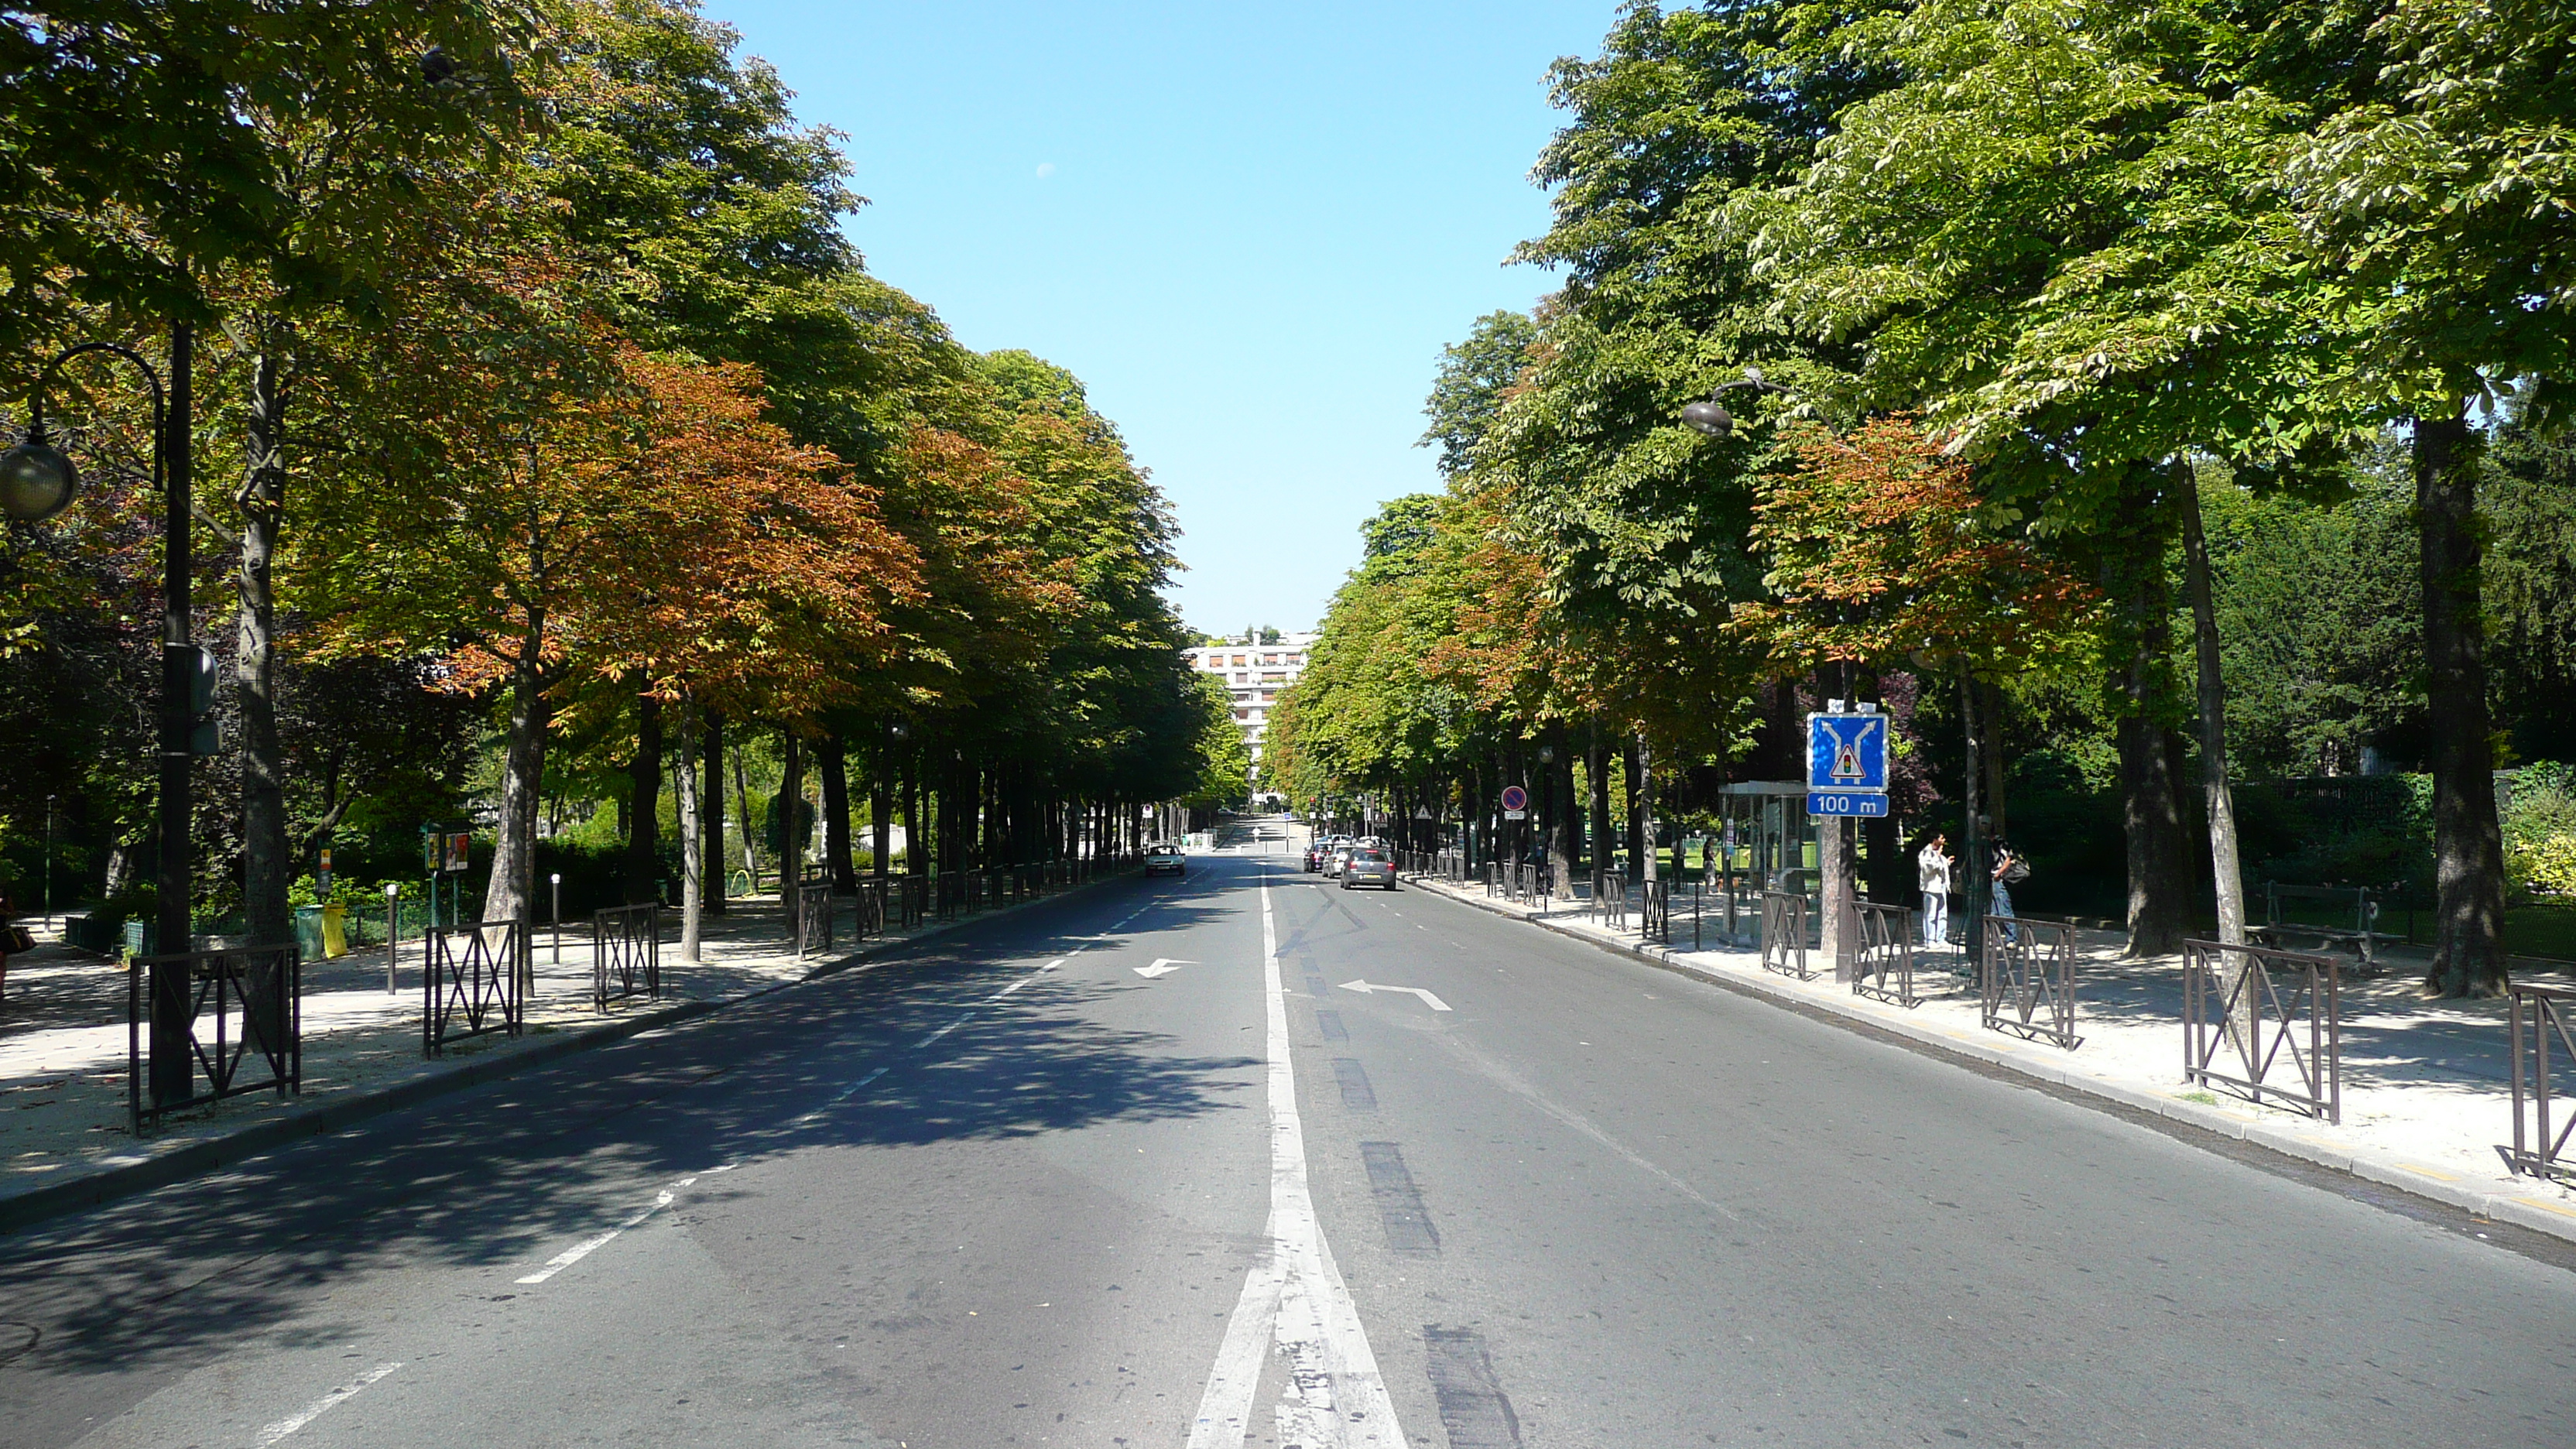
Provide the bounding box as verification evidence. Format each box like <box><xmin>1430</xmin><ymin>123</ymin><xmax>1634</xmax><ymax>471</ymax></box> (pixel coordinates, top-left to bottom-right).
<box><xmin>1340</xmin><ymin>848</ymin><xmax>1397</xmax><ymax>890</ymax></box>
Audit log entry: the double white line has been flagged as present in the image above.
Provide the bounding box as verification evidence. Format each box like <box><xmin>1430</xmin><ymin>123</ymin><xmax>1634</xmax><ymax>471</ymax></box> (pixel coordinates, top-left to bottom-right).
<box><xmin>1187</xmin><ymin>870</ymin><xmax>1404</xmax><ymax>1448</ymax></box>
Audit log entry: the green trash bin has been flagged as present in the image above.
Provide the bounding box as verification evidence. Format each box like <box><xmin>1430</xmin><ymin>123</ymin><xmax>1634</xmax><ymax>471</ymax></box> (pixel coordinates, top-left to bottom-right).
<box><xmin>293</xmin><ymin>904</ymin><xmax>327</xmax><ymax>960</ymax></box>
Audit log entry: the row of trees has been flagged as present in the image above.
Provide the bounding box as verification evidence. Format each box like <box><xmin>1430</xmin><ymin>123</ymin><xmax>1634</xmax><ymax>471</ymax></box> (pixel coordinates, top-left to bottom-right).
<box><xmin>1267</xmin><ymin>0</ymin><xmax>2574</xmax><ymax>995</ymax></box>
<box><xmin>0</xmin><ymin>2</ymin><xmax>1234</xmax><ymax>950</ymax></box>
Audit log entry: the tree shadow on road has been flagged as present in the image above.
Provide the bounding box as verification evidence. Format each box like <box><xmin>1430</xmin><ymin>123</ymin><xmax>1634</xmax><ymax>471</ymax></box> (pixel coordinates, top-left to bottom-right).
<box><xmin>0</xmin><ymin>917</ymin><xmax>1257</xmax><ymax>1383</ymax></box>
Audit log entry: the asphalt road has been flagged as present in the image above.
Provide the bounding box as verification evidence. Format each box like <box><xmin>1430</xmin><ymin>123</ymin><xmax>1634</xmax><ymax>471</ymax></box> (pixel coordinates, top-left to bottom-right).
<box><xmin>3</xmin><ymin>850</ymin><xmax>2573</xmax><ymax>1448</ymax></box>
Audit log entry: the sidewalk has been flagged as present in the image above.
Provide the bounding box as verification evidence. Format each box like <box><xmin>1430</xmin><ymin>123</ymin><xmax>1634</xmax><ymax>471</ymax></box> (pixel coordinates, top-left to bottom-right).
<box><xmin>0</xmin><ymin>874</ymin><xmax>1127</xmax><ymax>1229</ymax></box>
<box><xmin>1399</xmin><ymin>866</ymin><xmax>2576</xmax><ymax>1245</ymax></box>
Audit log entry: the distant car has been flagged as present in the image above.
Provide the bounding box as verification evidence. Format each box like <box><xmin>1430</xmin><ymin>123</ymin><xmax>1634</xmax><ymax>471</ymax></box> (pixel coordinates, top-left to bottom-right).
<box><xmin>1145</xmin><ymin>844</ymin><xmax>1186</xmax><ymax>878</ymax></box>
<box><xmin>1324</xmin><ymin>844</ymin><xmax>1357</xmax><ymax>879</ymax></box>
<box><xmin>1340</xmin><ymin>848</ymin><xmax>1397</xmax><ymax>890</ymax></box>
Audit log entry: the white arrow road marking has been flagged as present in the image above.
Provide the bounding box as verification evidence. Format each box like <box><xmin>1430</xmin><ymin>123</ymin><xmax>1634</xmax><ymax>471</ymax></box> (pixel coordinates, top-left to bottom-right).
<box><xmin>1136</xmin><ymin>957</ymin><xmax>1195</xmax><ymax>978</ymax></box>
<box><xmin>1188</xmin><ymin>872</ymin><xmax>1404</xmax><ymax>1448</ymax></box>
<box><xmin>1336</xmin><ymin>980</ymin><xmax>1451</xmax><ymax>1012</ymax></box>
<box><xmin>255</xmin><ymin>1362</ymin><xmax>402</xmax><ymax>1445</ymax></box>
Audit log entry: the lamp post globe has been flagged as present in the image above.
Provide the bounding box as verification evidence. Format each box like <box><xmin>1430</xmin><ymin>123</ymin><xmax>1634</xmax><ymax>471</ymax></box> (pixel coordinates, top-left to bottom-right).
<box><xmin>0</xmin><ymin>426</ymin><xmax>79</xmax><ymax>522</ymax></box>
<box><xmin>1679</xmin><ymin>400</ymin><xmax>1734</xmax><ymax>438</ymax></box>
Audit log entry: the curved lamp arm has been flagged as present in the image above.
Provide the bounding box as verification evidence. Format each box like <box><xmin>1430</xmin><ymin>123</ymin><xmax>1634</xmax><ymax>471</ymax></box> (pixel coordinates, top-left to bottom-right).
<box><xmin>0</xmin><ymin>341</ymin><xmax>166</xmax><ymax>522</ymax></box>
<box><xmin>1679</xmin><ymin>367</ymin><xmax>1796</xmax><ymax>439</ymax></box>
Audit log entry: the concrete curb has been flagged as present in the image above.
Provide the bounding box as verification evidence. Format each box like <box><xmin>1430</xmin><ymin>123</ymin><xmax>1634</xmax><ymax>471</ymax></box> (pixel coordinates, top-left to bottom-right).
<box><xmin>0</xmin><ymin>868</ymin><xmax>1142</xmax><ymax>1238</ymax></box>
<box><xmin>1397</xmin><ymin>871</ymin><xmax>2576</xmax><ymax>1248</ymax></box>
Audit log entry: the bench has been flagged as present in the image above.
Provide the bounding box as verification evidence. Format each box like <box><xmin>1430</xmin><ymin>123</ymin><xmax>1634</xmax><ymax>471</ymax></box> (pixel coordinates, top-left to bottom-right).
<box><xmin>2248</xmin><ymin>882</ymin><xmax>2396</xmax><ymax>974</ymax></box>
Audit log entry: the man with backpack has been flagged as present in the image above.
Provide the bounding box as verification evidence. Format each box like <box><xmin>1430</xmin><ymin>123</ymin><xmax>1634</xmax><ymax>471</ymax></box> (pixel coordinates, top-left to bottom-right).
<box><xmin>1991</xmin><ymin>840</ymin><xmax>2028</xmax><ymax>942</ymax></box>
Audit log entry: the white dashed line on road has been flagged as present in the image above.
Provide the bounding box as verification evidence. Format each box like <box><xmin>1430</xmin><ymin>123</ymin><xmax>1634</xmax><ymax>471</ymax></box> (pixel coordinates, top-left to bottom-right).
<box><xmin>255</xmin><ymin>1362</ymin><xmax>402</xmax><ymax>1445</ymax></box>
<box><xmin>516</xmin><ymin>1190</ymin><xmax>676</xmax><ymax>1284</ymax></box>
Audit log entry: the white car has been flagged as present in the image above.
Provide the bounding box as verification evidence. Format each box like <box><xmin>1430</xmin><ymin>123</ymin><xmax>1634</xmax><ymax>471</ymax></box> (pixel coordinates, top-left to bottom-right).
<box><xmin>1144</xmin><ymin>844</ymin><xmax>1186</xmax><ymax>878</ymax></box>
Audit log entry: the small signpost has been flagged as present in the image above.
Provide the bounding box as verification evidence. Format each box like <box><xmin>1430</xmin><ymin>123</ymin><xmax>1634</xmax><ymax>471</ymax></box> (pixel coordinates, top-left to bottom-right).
<box><xmin>1807</xmin><ymin>704</ymin><xmax>1890</xmax><ymax>981</ymax></box>
<box><xmin>1500</xmin><ymin>783</ymin><xmax>1529</xmax><ymax>820</ymax></box>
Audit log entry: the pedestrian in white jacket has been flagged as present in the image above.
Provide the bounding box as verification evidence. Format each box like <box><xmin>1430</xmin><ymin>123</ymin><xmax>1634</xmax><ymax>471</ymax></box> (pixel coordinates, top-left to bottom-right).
<box><xmin>1917</xmin><ymin>834</ymin><xmax>1951</xmax><ymax>948</ymax></box>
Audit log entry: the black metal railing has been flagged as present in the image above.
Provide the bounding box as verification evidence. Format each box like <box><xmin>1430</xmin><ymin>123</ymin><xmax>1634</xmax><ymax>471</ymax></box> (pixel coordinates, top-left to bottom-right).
<box><xmin>1852</xmin><ymin>901</ymin><xmax>1922</xmax><ymax>1007</ymax></box>
<box><xmin>1593</xmin><ymin>870</ymin><xmax>1628</xmax><ymax>930</ymax></box>
<box><xmin>426</xmin><ymin>918</ymin><xmax>525</xmax><ymax>1057</ymax></box>
<box><xmin>1641</xmin><ymin>879</ymin><xmax>1670</xmax><ymax>944</ymax></box>
<box><xmin>592</xmin><ymin>903</ymin><xmax>660</xmax><ymax>1011</ymax></box>
<box><xmin>1760</xmin><ymin>891</ymin><xmax>1813</xmax><ymax>980</ymax></box>
<box><xmin>2502</xmin><ymin>982</ymin><xmax>2576</xmax><ymax>1186</ymax></box>
<box><xmin>2183</xmin><ymin>938</ymin><xmax>2339</xmax><ymax>1122</ymax></box>
<box><xmin>795</xmin><ymin>880</ymin><xmax>834</xmax><ymax>958</ymax></box>
<box><xmin>1981</xmin><ymin>914</ymin><xmax>2081</xmax><ymax>1047</ymax></box>
<box><xmin>126</xmin><ymin>943</ymin><xmax>301</xmax><ymax>1134</ymax></box>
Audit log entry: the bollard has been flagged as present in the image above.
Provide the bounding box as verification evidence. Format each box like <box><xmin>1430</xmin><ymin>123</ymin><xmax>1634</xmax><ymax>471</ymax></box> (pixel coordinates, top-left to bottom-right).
<box><xmin>550</xmin><ymin>872</ymin><xmax>563</xmax><ymax>965</ymax></box>
<box><xmin>385</xmin><ymin>882</ymin><xmax>401</xmax><ymax>993</ymax></box>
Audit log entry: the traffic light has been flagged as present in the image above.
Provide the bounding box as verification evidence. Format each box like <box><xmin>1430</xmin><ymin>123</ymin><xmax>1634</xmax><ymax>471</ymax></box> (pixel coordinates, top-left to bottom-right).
<box><xmin>186</xmin><ymin>644</ymin><xmax>220</xmax><ymax>755</ymax></box>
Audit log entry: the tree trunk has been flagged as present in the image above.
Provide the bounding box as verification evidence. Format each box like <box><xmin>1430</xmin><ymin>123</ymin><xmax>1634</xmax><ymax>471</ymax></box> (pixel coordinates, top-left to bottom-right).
<box><xmin>1977</xmin><ymin>678</ymin><xmax>2009</xmax><ymax>843</ymax></box>
<box><xmin>1546</xmin><ymin>726</ymin><xmax>1577</xmax><ymax>900</ymax></box>
<box><xmin>1588</xmin><ymin>724</ymin><xmax>1613</xmax><ymax>878</ymax></box>
<box><xmin>2177</xmin><ymin>461</ymin><xmax>2246</xmax><ymax>947</ymax></box>
<box><xmin>1961</xmin><ymin>670</ymin><xmax>1988</xmax><ymax>963</ymax></box>
<box><xmin>1637</xmin><ymin>734</ymin><xmax>1659</xmax><ymax>886</ymax></box>
<box><xmin>235</xmin><ymin>332</ymin><xmax>293</xmax><ymax>950</ymax></box>
<box><xmin>2416</xmin><ymin>408</ymin><xmax>2510</xmax><ymax>995</ymax></box>
<box><xmin>2110</xmin><ymin>468</ymin><xmax>2190</xmax><ymax>955</ymax></box>
<box><xmin>778</xmin><ymin>731</ymin><xmax>803</xmax><ymax>918</ymax></box>
<box><xmin>1859</xmin><ymin>671</ymin><xmax>1903</xmax><ymax>906</ymax></box>
<box><xmin>733</xmin><ymin>743</ymin><xmax>758</xmax><ymax>879</ymax></box>
<box><xmin>1769</xmin><ymin>680</ymin><xmax>1804</xmax><ymax>780</ymax></box>
<box><xmin>871</xmin><ymin>737</ymin><xmax>892</xmax><ymax>883</ymax></box>
<box><xmin>483</xmin><ymin>636</ymin><xmax>548</xmax><ymax>938</ymax></box>
<box><xmin>677</xmin><ymin>699</ymin><xmax>702</xmax><ymax>962</ymax></box>
<box><xmin>903</xmin><ymin>753</ymin><xmax>923</xmax><ymax>878</ymax></box>
<box><xmin>820</xmin><ymin>732</ymin><xmax>856</xmax><ymax>891</ymax></box>
<box><xmin>701</xmin><ymin>711</ymin><xmax>727</xmax><ymax>915</ymax></box>
<box><xmin>1622</xmin><ymin>735</ymin><xmax>1644</xmax><ymax>874</ymax></box>
<box><xmin>624</xmin><ymin>680</ymin><xmax>662</xmax><ymax>906</ymax></box>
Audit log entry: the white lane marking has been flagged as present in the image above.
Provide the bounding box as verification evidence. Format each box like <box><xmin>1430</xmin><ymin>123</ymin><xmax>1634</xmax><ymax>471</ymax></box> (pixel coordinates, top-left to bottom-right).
<box><xmin>1186</xmin><ymin>1214</ymin><xmax>1283</xmax><ymax>1449</ymax></box>
<box><xmin>1335</xmin><ymin>979</ymin><xmax>1451</xmax><ymax>1012</ymax></box>
<box><xmin>798</xmin><ymin>1064</ymin><xmax>895</xmax><ymax>1121</ymax></box>
<box><xmin>914</xmin><ymin>1012</ymin><xmax>977</xmax><ymax>1049</ymax></box>
<box><xmin>516</xmin><ymin>1190</ymin><xmax>675</xmax><ymax>1284</ymax></box>
<box><xmin>255</xmin><ymin>1362</ymin><xmax>402</xmax><ymax>1445</ymax></box>
<box><xmin>1136</xmin><ymin>957</ymin><xmax>1195</xmax><ymax>978</ymax></box>
<box><xmin>1190</xmin><ymin>870</ymin><xmax>1405</xmax><ymax>1447</ymax></box>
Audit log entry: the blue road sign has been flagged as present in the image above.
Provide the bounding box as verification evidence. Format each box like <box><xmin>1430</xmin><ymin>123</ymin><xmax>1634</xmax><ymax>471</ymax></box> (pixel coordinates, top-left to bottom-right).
<box><xmin>1807</xmin><ymin>712</ymin><xmax>1889</xmax><ymax>793</ymax></box>
<box><xmin>1807</xmin><ymin>790</ymin><xmax>1889</xmax><ymax>817</ymax></box>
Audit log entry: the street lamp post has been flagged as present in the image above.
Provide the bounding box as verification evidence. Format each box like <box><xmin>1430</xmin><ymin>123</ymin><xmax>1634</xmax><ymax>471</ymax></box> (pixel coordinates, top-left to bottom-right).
<box><xmin>3</xmin><ymin>326</ymin><xmax>196</xmax><ymax>1105</ymax></box>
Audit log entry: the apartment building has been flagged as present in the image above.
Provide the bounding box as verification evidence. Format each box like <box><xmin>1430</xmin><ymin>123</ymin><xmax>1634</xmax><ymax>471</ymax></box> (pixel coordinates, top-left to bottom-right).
<box><xmin>1185</xmin><ymin>629</ymin><xmax>1317</xmax><ymax>784</ymax></box>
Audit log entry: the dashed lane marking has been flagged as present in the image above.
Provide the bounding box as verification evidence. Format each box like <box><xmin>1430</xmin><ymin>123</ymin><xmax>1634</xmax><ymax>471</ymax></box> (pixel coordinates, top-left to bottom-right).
<box><xmin>254</xmin><ymin>1362</ymin><xmax>402</xmax><ymax>1446</ymax></box>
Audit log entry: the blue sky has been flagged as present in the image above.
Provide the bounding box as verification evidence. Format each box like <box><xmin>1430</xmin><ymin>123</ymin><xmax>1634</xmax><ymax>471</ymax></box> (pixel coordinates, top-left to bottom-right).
<box><xmin>697</xmin><ymin>1</ymin><xmax>1617</xmax><ymax>637</ymax></box>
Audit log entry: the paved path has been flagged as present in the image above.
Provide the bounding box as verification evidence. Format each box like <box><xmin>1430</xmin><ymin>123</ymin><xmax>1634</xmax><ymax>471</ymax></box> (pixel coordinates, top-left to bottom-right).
<box><xmin>4</xmin><ymin>854</ymin><xmax>2571</xmax><ymax>1447</ymax></box>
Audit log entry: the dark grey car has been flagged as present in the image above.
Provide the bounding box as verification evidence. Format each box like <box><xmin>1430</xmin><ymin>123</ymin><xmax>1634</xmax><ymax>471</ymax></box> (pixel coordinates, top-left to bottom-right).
<box><xmin>1339</xmin><ymin>848</ymin><xmax>1397</xmax><ymax>890</ymax></box>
